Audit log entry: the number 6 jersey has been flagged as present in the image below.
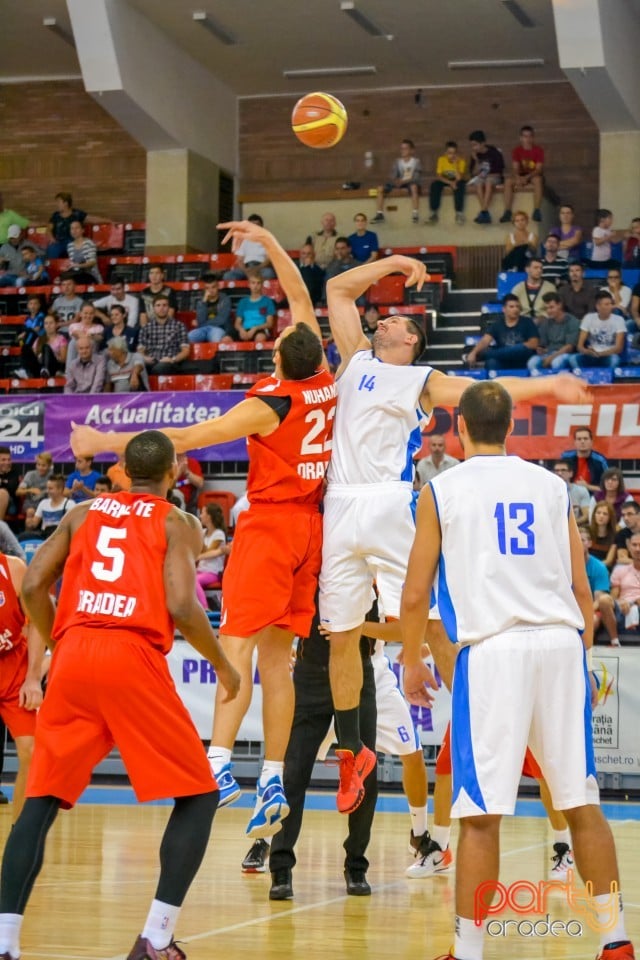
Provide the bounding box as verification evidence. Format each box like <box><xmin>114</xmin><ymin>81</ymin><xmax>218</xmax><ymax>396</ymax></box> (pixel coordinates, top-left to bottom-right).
<box><xmin>53</xmin><ymin>493</ymin><xmax>176</xmax><ymax>653</ymax></box>
<box><xmin>429</xmin><ymin>455</ymin><xmax>583</xmax><ymax>644</ymax></box>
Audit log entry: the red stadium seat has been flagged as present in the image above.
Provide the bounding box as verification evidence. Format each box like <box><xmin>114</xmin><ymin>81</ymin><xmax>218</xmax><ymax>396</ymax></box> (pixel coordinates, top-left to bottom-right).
<box><xmin>91</xmin><ymin>223</ymin><xmax>125</xmax><ymax>251</ymax></box>
<box><xmin>155</xmin><ymin>375</ymin><xmax>196</xmax><ymax>391</ymax></box>
<box><xmin>197</xmin><ymin>489</ymin><xmax>237</xmax><ymax>528</ymax></box>
<box><xmin>276</xmin><ymin>309</ymin><xmax>292</xmax><ymax>334</ymax></box>
<box><xmin>195</xmin><ymin>374</ymin><xmax>233</xmax><ymax>390</ymax></box>
<box><xmin>367</xmin><ymin>275</ymin><xmax>406</xmax><ymax>305</ymax></box>
<box><xmin>190</xmin><ymin>343</ymin><xmax>219</xmax><ymax>361</ymax></box>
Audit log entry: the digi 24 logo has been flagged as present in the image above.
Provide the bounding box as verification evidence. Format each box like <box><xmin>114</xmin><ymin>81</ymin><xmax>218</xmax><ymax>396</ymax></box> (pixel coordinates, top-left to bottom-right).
<box><xmin>0</xmin><ymin>401</ymin><xmax>45</xmax><ymax>455</ymax></box>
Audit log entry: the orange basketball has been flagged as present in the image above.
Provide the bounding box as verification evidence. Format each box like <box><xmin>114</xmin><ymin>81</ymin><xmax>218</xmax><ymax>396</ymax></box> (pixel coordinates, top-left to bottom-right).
<box><xmin>291</xmin><ymin>92</ymin><xmax>348</xmax><ymax>149</ymax></box>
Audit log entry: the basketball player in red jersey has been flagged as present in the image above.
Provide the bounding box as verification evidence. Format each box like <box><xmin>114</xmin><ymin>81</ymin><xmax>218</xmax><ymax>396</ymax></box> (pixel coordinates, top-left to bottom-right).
<box><xmin>71</xmin><ymin>221</ymin><xmax>335</xmax><ymax>839</ymax></box>
<box><xmin>0</xmin><ymin>552</ymin><xmax>43</xmax><ymax>820</ymax></box>
<box><xmin>0</xmin><ymin>432</ymin><xmax>239</xmax><ymax>960</ymax></box>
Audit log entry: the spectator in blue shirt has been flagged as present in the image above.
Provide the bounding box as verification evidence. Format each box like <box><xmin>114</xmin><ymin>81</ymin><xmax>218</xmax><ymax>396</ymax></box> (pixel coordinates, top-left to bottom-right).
<box><xmin>347</xmin><ymin>213</ymin><xmax>379</xmax><ymax>264</ymax></box>
<box><xmin>234</xmin><ymin>273</ymin><xmax>276</xmax><ymax>342</ymax></box>
<box><xmin>579</xmin><ymin>525</ymin><xmax>619</xmax><ymax>647</ymax></box>
<box><xmin>63</xmin><ymin>456</ymin><xmax>102</xmax><ymax>503</ymax></box>
<box><xmin>463</xmin><ymin>294</ymin><xmax>539</xmax><ymax>371</ymax></box>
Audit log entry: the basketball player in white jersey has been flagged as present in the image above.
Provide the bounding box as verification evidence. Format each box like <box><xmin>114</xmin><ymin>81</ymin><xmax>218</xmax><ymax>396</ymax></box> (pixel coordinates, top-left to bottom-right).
<box><xmin>321</xmin><ymin>255</ymin><xmax>590</xmax><ymax>819</ymax></box>
<box><xmin>401</xmin><ymin>380</ymin><xmax>633</xmax><ymax>960</ymax></box>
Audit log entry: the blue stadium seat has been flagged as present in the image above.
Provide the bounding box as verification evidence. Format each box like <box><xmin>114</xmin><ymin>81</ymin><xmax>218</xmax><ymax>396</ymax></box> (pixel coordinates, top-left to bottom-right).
<box><xmin>496</xmin><ymin>271</ymin><xmax>526</xmax><ymax>300</ymax></box>
<box><xmin>614</xmin><ymin>366</ymin><xmax>640</xmax><ymax>381</ymax></box>
<box><xmin>574</xmin><ymin>368</ymin><xmax>613</xmax><ymax>385</ymax></box>
<box><xmin>487</xmin><ymin>369</ymin><xmax>530</xmax><ymax>379</ymax></box>
<box><xmin>19</xmin><ymin>539</ymin><xmax>44</xmax><ymax>564</ymax></box>
<box><xmin>448</xmin><ymin>369</ymin><xmax>487</xmax><ymax>380</ymax></box>
<box><xmin>622</xmin><ymin>268</ymin><xmax>640</xmax><ymax>287</ymax></box>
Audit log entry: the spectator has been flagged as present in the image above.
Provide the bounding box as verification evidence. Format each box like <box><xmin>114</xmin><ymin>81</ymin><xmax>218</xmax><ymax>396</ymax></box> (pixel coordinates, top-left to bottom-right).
<box><xmin>105</xmin><ymin>336</ymin><xmax>148</xmax><ymax>393</ymax></box>
<box><xmin>92</xmin><ymin>275</ymin><xmax>140</xmax><ymax>327</ymax></box>
<box><xmin>223</xmin><ymin>214</ymin><xmax>275</xmax><ymax>280</ymax></box>
<box><xmin>305</xmin><ymin>212</ymin><xmax>338</xmax><ymax>269</ymax></box>
<box><xmin>0</xmin><ymin>447</ymin><xmax>21</xmax><ymax>522</ymax></box>
<box><xmin>502</xmin><ymin>124</ymin><xmax>545</xmax><ymax>223</ymax></box>
<box><xmin>569</xmin><ymin>290</ymin><xmax>626</xmax><ymax>371</ymax></box>
<box><xmin>0</xmin><ymin>520</ymin><xmax>26</xmax><ymax>560</ymax></box>
<box><xmin>589</xmin><ymin>467</ymin><xmax>634</xmax><ymax>522</ymax></box>
<box><xmin>427</xmin><ymin>140</ymin><xmax>467</xmax><ymax>225</ymax></box>
<box><xmin>64</xmin><ymin>336</ymin><xmax>107</xmax><ymax>394</ymax></box>
<box><xmin>33</xmin><ymin>473</ymin><xmax>76</xmax><ymax>536</ymax></box>
<box><xmin>38</xmin><ymin>314</ymin><xmax>68</xmax><ymax>377</ymax></box>
<box><xmin>20</xmin><ymin>243</ymin><xmax>49</xmax><ymax>285</ymax></box>
<box><xmin>66</xmin><ymin>303</ymin><xmax>105</xmax><ymax>368</ymax></box>
<box><xmin>0</xmin><ymin>193</ymin><xmax>29</xmax><ymax>244</ymax></box>
<box><xmin>64</xmin><ymin>220</ymin><xmax>102</xmax><ymax>284</ymax></box>
<box><xmin>0</xmin><ymin>225</ymin><xmax>27</xmax><ymax>286</ymax></box>
<box><xmin>14</xmin><ymin>295</ymin><xmax>47</xmax><ymax>380</ymax></box>
<box><xmin>63</xmin><ymin>456</ymin><xmax>102</xmax><ymax>503</ymax></box>
<box><xmin>540</xmin><ymin>234</ymin><xmax>569</xmax><ymax>286</ymax></box>
<box><xmin>511</xmin><ymin>258</ymin><xmax>557</xmax><ymax>320</ymax></box>
<box><xmin>552</xmin><ymin>459</ymin><xmax>590</xmax><ymax>521</ymax></box>
<box><xmin>559</xmin><ymin>262</ymin><xmax>596</xmax><ymax>320</ymax></box>
<box><xmin>93</xmin><ymin>476</ymin><xmax>113</xmax><ymax>495</ymax></box>
<box><xmin>550</xmin><ymin>204</ymin><xmax>583</xmax><ymax>262</ymax></box>
<box><xmin>623</xmin><ymin>217</ymin><xmax>640</xmax><ymax>266</ymax></box>
<box><xmin>51</xmin><ymin>275</ymin><xmax>85</xmax><ymax>331</ymax></box>
<box><xmin>501</xmin><ymin>211</ymin><xmax>538</xmax><ymax>272</ymax></box>
<box><xmin>102</xmin><ymin>304</ymin><xmax>138</xmax><ymax>351</ymax></box>
<box><xmin>578</xmin><ymin>526</ymin><xmax>619</xmax><ymax>648</ymax></box>
<box><xmin>347</xmin><ymin>213</ymin><xmax>379</xmax><ymax>263</ymax></box>
<box><xmin>464</xmin><ymin>294</ymin><xmax>538</xmax><ymax>371</ymax></box>
<box><xmin>47</xmin><ymin>192</ymin><xmax>87</xmax><ymax>258</ymax></box>
<box><xmin>16</xmin><ymin>453</ymin><xmax>53</xmax><ymax>513</ymax></box>
<box><xmin>467</xmin><ymin>130</ymin><xmax>505</xmax><ymax>225</ymax></box>
<box><xmin>138</xmin><ymin>294</ymin><xmax>190</xmax><ymax>373</ymax></box>
<box><xmin>324</xmin><ymin>237</ymin><xmax>359</xmax><ymax>283</ymax></box>
<box><xmin>188</xmin><ymin>272</ymin><xmax>233</xmax><ymax>343</ymax></box>
<box><xmin>588</xmin><ymin>501</ymin><xmax>618</xmax><ymax>569</ymax></box>
<box><xmin>632</xmin><ymin>277</ymin><xmax>640</xmax><ymax>333</ymax></box>
<box><xmin>414</xmin><ymin>434</ymin><xmax>459</xmax><ymax>489</ymax></box>
<box><xmin>610</xmin><ymin>531</ymin><xmax>640</xmax><ymax>637</ymax></box>
<box><xmin>174</xmin><ymin>453</ymin><xmax>204</xmax><ymax>514</ymax></box>
<box><xmin>615</xmin><ymin>500</ymin><xmax>640</xmax><ymax>563</ymax></box>
<box><xmin>373</xmin><ymin>138</ymin><xmax>423</xmax><ymax>224</ymax></box>
<box><xmin>527</xmin><ymin>292</ymin><xmax>579</xmax><ymax>372</ymax></box>
<box><xmin>601</xmin><ymin>267</ymin><xmax>632</xmax><ymax>323</ymax></box>
<box><xmin>106</xmin><ymin>455</ymin><xmax>131</xmax><ymax>492</ymax></box>
<box><xmin>297</xmin><ymin>244</ymin><xmax>325</xmax><ymax>306</ymax></box>
<box><xmin>234</xmin><ymin>274</ymin><xmax>276</xmax><ymax>343</ymax></box>
<box><xmin>561</xmin><ymin>426</ymin><xmax>608</xmax><ymax>493</ymax></box>
<box><xmin>138</xmin><ymin>266</ymin><xmax>177</xmax><ymax>326</ymax></box>
<box><xmin>362</xmin><ymin>304</ymin><xmax>381</xmax><ymax>341</ymax></box>
<box><xmin>195</xmin><ymin>503</ymin><xmax>227</xmax><ymax>609</ymax></box>
<box><xmin>590</xmin><ymin>208</ymin><xmax>623</xmax><ymax>269</ymax></box>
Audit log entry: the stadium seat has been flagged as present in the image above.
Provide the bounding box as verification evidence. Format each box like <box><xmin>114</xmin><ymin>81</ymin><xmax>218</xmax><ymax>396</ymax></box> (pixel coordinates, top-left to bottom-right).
<box><xmin>190</xmin><ymin>342</ymin><xmax>218</xmax><ymax>361</ymax></box>
<box><xmin>487</xmin><ymin>369</ymin><xmax>530</xmax><ymax>379</ymax></box>
<box><xmin>197</xmin><ymin>489</ymin><xmax>237</xmax><ymax>528</ymax></box>
<box><xmin>20</xmin><ymin>539</ymin><xmax>44</xmax><ymax>565</ymax></box>
<box><xmin>574</xmin><ymin>368</ymin><xmax>614</xmax><ymax>385</ymax></box>
<box><xmin>262</xmin><ymin>279</ymin><xmax>285</xmax><ymax>303</ymax></box>
<box><xmin>195</xmin><ymin>374</ymin><xmax>234</xmax><ymax>390</ymax></box>
<box><xmin>91</xmin><ymin>223</ymin><xmax>125</xmax><ymax>251</ymax></box>
<box><xmin>154</xmin><ymin>375</ymin><xmax>196</xmax><ymax>391</ymax></box>
<box><xmin>276</xmin><ymin>309</ymin><xmax>292</xmax><ymax>334</ymax></box>
<box><xmin>448</xmin><ymin>369</ymin><xmax>487</xmax><ymax>380</ymax></box>
<box><xmin>496</xmin><ymin>271</ymin><xmax>526</xmax><ymax>299</ymax></box>
<box><xmin>367</xmin><ymin>275</ymin><xmax>406</xmax><ymax>305</ymax></box>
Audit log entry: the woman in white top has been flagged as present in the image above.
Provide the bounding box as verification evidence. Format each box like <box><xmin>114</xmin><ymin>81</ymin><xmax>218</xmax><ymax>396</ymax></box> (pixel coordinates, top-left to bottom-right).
<box><xmin>195</xmin><ymin>502</ymin><xmax>228</xmax><ymax>608</ymax></box>
<box><xmin>501</xmin><ymin>210</ymin><xmax>538</xmax><ymax>272</ymax></box>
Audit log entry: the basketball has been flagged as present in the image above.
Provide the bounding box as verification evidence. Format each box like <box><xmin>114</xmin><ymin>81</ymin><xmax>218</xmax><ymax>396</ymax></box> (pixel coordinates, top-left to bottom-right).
<box><xmin>291</xmin><ymin>92</ymin><xmax>348</xmax><ymax>149</ymax></box>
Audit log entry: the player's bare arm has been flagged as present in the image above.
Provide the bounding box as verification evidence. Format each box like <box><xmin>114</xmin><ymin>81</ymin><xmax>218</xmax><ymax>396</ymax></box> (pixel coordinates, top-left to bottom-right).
<box><xmin>422</xmin><ymin>366</ymin><xmax>591</xmax><ymax>413</ymax></box>
<box><xmin>326</xmin><ymin>254</ymin><xmax>427</xmax><ymax>370</ymax></box>
<box><xmin>7</xmin><ymin>556</ymin><xmax>44</xmax><ymax>710</ymax></box>
<box><xmin>164</xmin><ymin>508</ymin><xmax>240</xmax><ymax>703</ymax></box>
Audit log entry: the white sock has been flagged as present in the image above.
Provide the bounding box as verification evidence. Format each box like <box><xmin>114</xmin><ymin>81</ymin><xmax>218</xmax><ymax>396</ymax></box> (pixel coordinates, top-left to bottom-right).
<box><xmin>409</xmin><ymin>805</ymin><xmax>428</xmax><ymax>837</ymax></box>
<box><xmin>454</xmin><ymin>915</ymin><xmax>485</xmax><ymax>960</ymax></box>
<box><xmin>0</xmin><ymin>914</ymin><xmax>22</xmax><ymax>958</ymax></box>
<box><xmin>432</xmin><ymin>825</ymin><xmax>451</xmax><ymax>851</ymax></box>
<box><xmin>259</xmin><ymin>760</ymin><xmax>284</xmax><ymax>787</ymax></box>
<box><xmin>596</xmin><ymin>891</ymin><xmax>627</xmax><ymax>950</ymax></box>
<box><xmin>553</xmin><ymin>828</ymin><xmax>571</xmax><ymax>846</ymax></box>
<box><xmin>141</xmin><ymin>899</ymin><xmax>181</xmax><ymax>951</ymax></box>
<box><xmin>207</xmin><ymin>746</ymin><xmax>231</xmax><ymax>773</ymax></box>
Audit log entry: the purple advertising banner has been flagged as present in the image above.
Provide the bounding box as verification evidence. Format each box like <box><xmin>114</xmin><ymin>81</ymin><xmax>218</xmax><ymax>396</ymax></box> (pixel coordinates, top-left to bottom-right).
<box><xmin>0</xmin><ymin>392</ymin><xmax>248</xmax><ymax>462</ymax></box>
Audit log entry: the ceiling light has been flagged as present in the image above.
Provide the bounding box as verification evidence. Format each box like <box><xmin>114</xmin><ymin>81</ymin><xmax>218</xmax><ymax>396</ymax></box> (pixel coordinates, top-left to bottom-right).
<box><xmin>42</xmin><ymin>17</ymin><xmax>76</xmax><ymax>47</ymax></box>
<box><xmin>283</xmin><ymin>65</ymin><xmax>377</xmax><ymax>79</ymax></box>
<box><xmin>340</xmin><ymin>2</ymin><xmax>393</xmax><ymax>40</ymax></box>
<box><xmin>448</xmin><ymin>58</ymin><xmax>544</xmax><ymax>70</ymax></box>
<box><xmin>192</xmin><ymin>11</ymin><xmax>237</xmax><ymax>46</ymax></box>
<box><xmin>501</xmin><ymin>0</ymin><xmax>536</xmax><ymax>28</ymax></box>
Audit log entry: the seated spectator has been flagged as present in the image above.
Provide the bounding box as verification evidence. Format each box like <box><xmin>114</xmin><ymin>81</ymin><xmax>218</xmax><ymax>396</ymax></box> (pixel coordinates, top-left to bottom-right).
<box><xmin>138</xmin><ymin>266</ymin><xmax>177</xmax><ymax>326</ymax></box>
<box><xmin>34</xmin><ymin>473</ymin><xmax>76</xmax><ymax>537</ymax></box>
<box><xmin>223</xmin><ymin>214</ymin><xmax>275</xmax><ymax>280</ymax></box>
<box><xmin>16</xmin><ymin>452</ymin><xmax>53</xmax><ymax>513</ymax></box>
<box><xmin>632</xmin><ymin>278</ymin><xmax>640</xmax><ymax>334</ymax></box>
<box><xmin>0</xmin><ymin>225</ymin><xmax>27</xmax><ymax>287</ymax></box>
<box><xmin>195</xmin><ymin>503</ymin><xmax>227</xmax><ymax>609</ymax></box>
<box><xmin>610</xmin><ymin>531</ymin><xmax>640</xmax><ymax>639</ymax></box>
<box><xmin>234</xmin><ymin>274</ymin><xmax>276</xmax><ymax>343</ymax></box>
<box><xmin>501</xmin><ymin>211</ymin><xmax>538</xmax><ymax>272</ymax></box>
<box><xmin>569</xmin><ymin>290</ymin><xmax>626</xmax><ymax>371</ymax></box>
<box><xmin>427</xmin><ymin>140</ymin><xmax>467</xmax><ymax>225</ymax></box>
<box><xmin>137</xmin><ymin>294</ymin><xmax>190</xmax><ymax>373</ymax></box>
<box><xmin>589</xmin><ymin>467</ymin><xmax>634</xmax><ymax>522</ymax></box>
<box><xmin>552</xmin><ymin>459</ymin><xmax>590</xmax><ymax>521</ymax></box>
<box><xmin>502</xmin><ymin>125</ymin><xmax>545</xmax><ymax>223</ymax></box>
<box><xmin>174</xmin><ymin>453</ymin><xmax>204</xmax><ymax>514</ymax></box>
<box><xmin>93</xmin><ymin>476</ymin><xmax>113</xmax><ymax>496</ymax></box>
<box><xmin>188</xmin><ymin>272</ymin><xmax>233</xmax><ymax>343</ymax></box>
<box><xmin>51</xmin><ymin>275</ymin><xmax>85</xmax><ymax>332</ymax></box>
<box><xmin>615</xmin><ymin>500</ymin><xmax>640</xmax><ymax>563</ymax></box>
<box><xmin>64</xmin><ymin>456</ymin><xmax>102</xmax><ymax>503</ymax></box>
<box><xmin>362</xmin><ymin>303</ymin><xmax>381</xmax><ymax>341</ymax></box>
<box><xmin>14</xmin><ymin>295</ymin><xmax>47</xmax><ymax>380</ymax></box>
<box><xmin>64</xmin><ymin>220</ymin><xmax>102</xmax><ymax>284</ymax></box>
<box><xmin>373</xmin><ymin>138</ymin><xmax>423</xmax><ymax>224</ymax></box>
<box><xmin>297</xmin><ymin>243</ymin><xmax>325</xmax><ymax>306</ymax></box>
<box><xmin>561</xmin><ymin>426</ymin><xmax>608</xmax><ymax>494</ymax></box>
<box><xmin>588</xmin><ymin>501</ymin><xmax>618</xmax><ymax>570</ymax></box>
<box><xmin>414</xmin><ymin>433</ymin><xmax>459</xmax><ymax>489</ymax></box>
<box><xmin>16</xmin><ymin>507</ymin><xmax>42</xmax><ymax>544</ymax></box>
<box><xmin>324</xmin><ymin>237</ymin><xmax>359</xmax><ymax>284</ymax></box>
<box><xmin>0</xmin><ymin>447</ymin><xmax>21</xmax><ymax>523</ymax></box>
<box><xmin>38</xmin><ymin>314</ymin><xmax>68</xmax><ymax>377</ymax></box>
<box><xmin>93</xmin><ymin>275</ymin><xmax>140</xmax><ymax>328</ymax></box>
<box><xmin>47</xmin><ymin>192</ymin><xmax>88</xmax><ymax>258</ymax></box>
<box><xmin>20</xmin><ymin>243</ymin><xmax>49</xmax><ymax>285</ymax></box>
<box><xmin>464</xmin><ymin>294</ymin><xmax>538</xmax><ymax>371</ymax></box>
<box><xmin>560</xmin><ymin>262</ymin><xmax>596</xmax><ymax>320</ymax></box>
<box><xmin>467</xmin><ymin>130</ymin><xmax>505</xmax><ymax>225</ymax></box>
<box><xmin>64</xmin><ymin>336</ymin><xmax>107</xmax><ymax>394</ymax></box>
<box><xmin>0</xmin><ymin>193</ymin><xmax>29</xmax><ymax>245</ymax></box>
<box><xmin>347</xmin><ymin>213</ymin><xmax>379</xmax><ymax>263</ymax></box>
<box><xmin>623</xmin><ymin>217</ymin><xmax>640</xmax><ymax>266</ymax></box>
<box><xmin>590</xmin><ymin>208</ymin><xmax>623</xmax><ymax>269</ymax></box>
<box><xmin>105</xmin><ymin>336</ymin><xmax>148</xmax><ymax>393</ymax></box>
<box><xmin>66</xmin><ymin>303</ymin><xmax>105</xmax><ymax>368</ymax></box>
<box><xmin>527</xmin><ymin>292</ymin><xmax>579</xmax><ymax>373</ymax></box>
<box><xmin>305</xmin><ymin>212</ymin><xmax>338</xmax><ymax>269</ymax></box>
<box><xmin>106</xmin><ymin>455</ymin><xmax>131</xmax><ymax>492</ymax></box>
<box><xmin>1</xmin><ymin>518</ymin><xmax>27</xmax><ymax>557</ymax></box>
<box><xmin>511</xmin><ymin>258</ymin><xmax>557</xmax><ymax>320</ymax></box>
<box><xmin>540</xmin><ymin>234</ymin><xmax>569</xmax><ymax>286</ymax></box>
<box><xmin>578</xmin><ymin>525</ymin><xmax>619</xmax><ymax>647</ymax></box>
<box><xmin>102</xmin><ymin>304</ymin><xmax>138</xmax><ymax>351</ymax></box>
<box><xmin>550</xmin><ymin>204</ymin><xmax>583</xmax><ymax>262</ymax></box>
<box><xmin>601</xmin><ymin>267</ymin><xmax>632</xmax><ymax>324</ymax></box>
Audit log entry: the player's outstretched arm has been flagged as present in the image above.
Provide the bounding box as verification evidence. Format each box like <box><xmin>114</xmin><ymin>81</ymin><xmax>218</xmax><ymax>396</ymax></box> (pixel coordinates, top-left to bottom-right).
<box><xmin>327</xmin><ymin>254</ymin><xmax>427</xmax><ymax>370</ymax></box>
<box><xmin>423</xmin><ymin>369</ymin><xmax>591</xmax><ymax>410</ymax></box>
<box><xmin>164</xmin><ymin>510</ymin><xmax>240</xmax><ymax>703</ymax></box>
<box><xmin>6</xmin><ymin>557</ymin><xmax>44</xmax><ymax>711</ymax></box>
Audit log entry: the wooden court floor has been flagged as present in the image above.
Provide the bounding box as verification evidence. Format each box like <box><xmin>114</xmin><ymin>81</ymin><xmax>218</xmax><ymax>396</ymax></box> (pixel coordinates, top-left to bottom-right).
<box><xmin>0</xmin><ymin>793</ymin><xmax>638</xmax><ymax>960</ymax></box>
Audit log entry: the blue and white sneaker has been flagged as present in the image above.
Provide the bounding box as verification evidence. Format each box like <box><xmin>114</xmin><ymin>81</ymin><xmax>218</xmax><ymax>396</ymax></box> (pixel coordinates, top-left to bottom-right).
<box><xmin>246</xmin><ymin>776</ymin><xmax>290</xmax><ymax>839</ymax></box>
<box><xmin>212</xmin><ymin>762</ymin><xmax>241</xmax><ymax>807</ymax></box>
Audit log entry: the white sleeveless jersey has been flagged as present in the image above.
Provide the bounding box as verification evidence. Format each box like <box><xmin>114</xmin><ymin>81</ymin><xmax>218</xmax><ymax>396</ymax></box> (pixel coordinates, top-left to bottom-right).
<box><xmin>328</xmin><ymin>350</ymin><xmax>433</xmax><ymax>485</ymax></box>
<box><xmin>430</xmin><ymin>455</ymin><xmax>584</xmax><ymax>643</ymax></box>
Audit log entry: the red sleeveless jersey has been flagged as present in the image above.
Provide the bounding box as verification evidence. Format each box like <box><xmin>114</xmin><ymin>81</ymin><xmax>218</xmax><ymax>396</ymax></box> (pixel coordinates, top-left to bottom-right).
<box><xmin>0</xmin><ymin>552</ymin><xmax>26</xmax><ymax>655</ymax></box>
<box><xmin>246</xmin><ymin>368</ymin><xmax>336</xmax><ymax>506</ymax></box>
<box><xmin>53</xmin><ymin>493</ymin><xmax>175</xmax><ymax>653</ymax></box>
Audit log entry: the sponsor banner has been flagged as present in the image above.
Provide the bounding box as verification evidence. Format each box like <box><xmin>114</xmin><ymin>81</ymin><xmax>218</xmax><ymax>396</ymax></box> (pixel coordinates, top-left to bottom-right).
<box><xmin>0</xmin><ymin>398</ymin><xmax>46</xmax><ymax>458</ymax></box>
<box><xmin>592</xmin><ymin>647</ymin><xmax>640</xmax><ymax>773</ymax></box>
